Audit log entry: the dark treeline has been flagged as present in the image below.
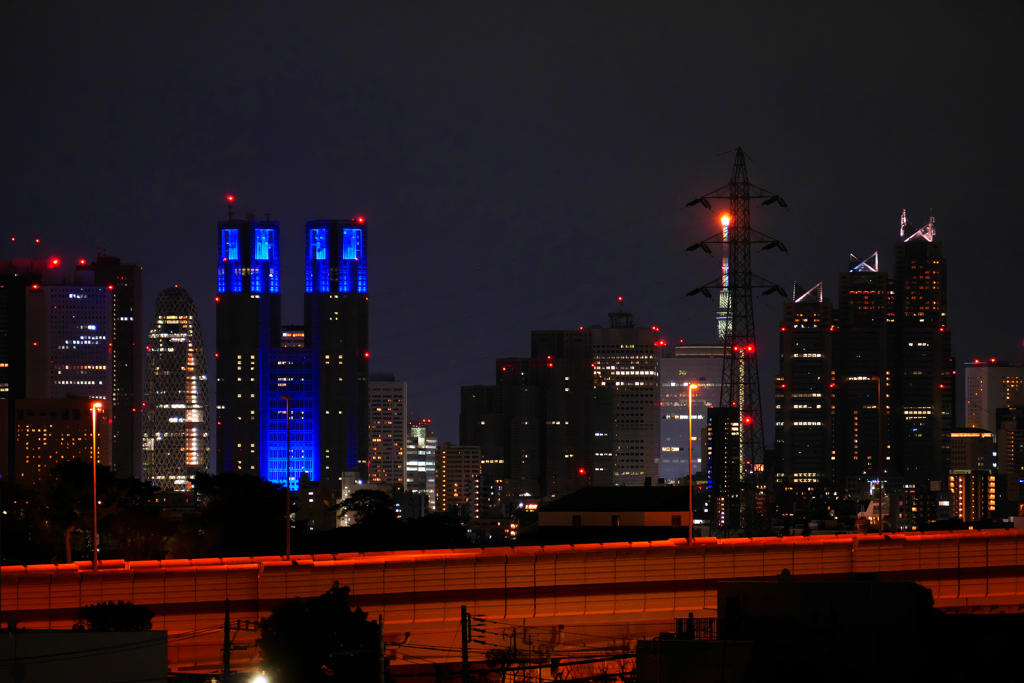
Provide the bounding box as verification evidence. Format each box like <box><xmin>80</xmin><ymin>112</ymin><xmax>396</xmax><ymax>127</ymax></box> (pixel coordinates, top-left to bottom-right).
<box><xmin>1</xmin><ymin>463</ymin><xmax>469</xmax><ymax>565</ymax></box>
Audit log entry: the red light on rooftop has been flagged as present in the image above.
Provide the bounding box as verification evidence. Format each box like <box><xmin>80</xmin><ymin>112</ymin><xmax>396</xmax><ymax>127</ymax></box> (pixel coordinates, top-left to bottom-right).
<box><xmin>618</xmin><ymin>296</ymin><xmax>623</xmax><ymax>301</ymax></box>
<box><xmin>990</xmin><ymin>358</ymin><xmax>996</xmax><ymax>362</ymax></box>
<box><xmin>974</xmin><ymin>359</ymin><xmax>979</xmax><ymax>364</ymax></box>
<box><xmin>31</xmin><ymin>284</ymin><xmax>39</xmax><ymax>290</ymax></box>
<box><xmin>214</xmin><ymin>296</ymin><xmax>220</xmax><ymax>302</ymax></box>
<box><xmin>357</xmin><ymin>216</ymin><xmax>365</xmax><ymax>224</ymax></box>
<box><xmin>227</xmin><ymin>195</ymin><xmax>235</xmax><ymax>203</ymax></box>
<box><xmin>35</xmin><ymin>238</ymin><xmax>40</xmax><ymax>243</ymax></box>
<box><xmin>108</xmin><ymin>285</ymin><xmax>114</xmax><ymax>290</ymax></box>
<box><xmin>364</xmin><ymin>351</ymin><xmax>370</xmax><ymax>357</ymax></box>
<box><xmin>78</xmin><ymin>259</ymin><xmax>86</xmax><ymax>265</ymax></box>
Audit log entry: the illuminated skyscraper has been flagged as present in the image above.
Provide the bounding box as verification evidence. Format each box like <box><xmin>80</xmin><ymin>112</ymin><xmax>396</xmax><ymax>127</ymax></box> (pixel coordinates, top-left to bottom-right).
<box><xmin>76</xmin><ymin>256</ymin><xmax>143</xmax><ymax>479</ymax></box>
<box><xmin>406</xmin><ymin>417</ymin><xmax>438</xmax><ymax>510</ymax></box>
<box><xmin>215</xmin><ymin>212</ymin><xmax>282</xmax><ymax>475</ymax></box>
<box><xmin>142</xmin><ymin>286</ymin><xmax>209</xmax><ymax>490</ymax></box>
<box><xmin>776</xmin><ymin>282</ymin><xmax>835</xmax><ymax>488</ymax></box>
<box><xmin>260</xmin><ymin>347</ymin><xmax>319</xmax><ymax>490</ymax></box>
<box><xmin>304</xmin><ymin>219</ymin><xmax>369</xmax><ymax>482</ymax></box>
<box><xmin>965</xmin><ymin>360</ymin><xmax>1024</xmax><ymax>432</ymax></box>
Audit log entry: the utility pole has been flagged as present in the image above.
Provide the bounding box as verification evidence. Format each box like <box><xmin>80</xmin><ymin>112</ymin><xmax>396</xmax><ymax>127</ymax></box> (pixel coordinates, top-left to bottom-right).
<box><xmin>686</xmin><ymin>148</ymin><xmax>788</xmax><ymax>526</ymax></box>
<box><xmin>378</xmin><ymin>615</ymin><xmax>386</xmax><ymax>683</ymax></box>
<box><xmin>222</xmin><ymin>599</ymin><xmax>231</xmax><ymax>683</ymax></box>
<box><xmin>461</xmin><ymin>605</ymin><xmax>469</xmax><ymax>683</ymax></box>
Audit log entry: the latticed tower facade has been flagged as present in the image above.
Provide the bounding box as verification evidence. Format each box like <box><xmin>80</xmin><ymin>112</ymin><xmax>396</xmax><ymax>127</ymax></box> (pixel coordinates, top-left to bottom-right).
<box><xmin>143</xmin><ymin>286</ymin><xmax>210</xmax><ymax>490</ymax></box>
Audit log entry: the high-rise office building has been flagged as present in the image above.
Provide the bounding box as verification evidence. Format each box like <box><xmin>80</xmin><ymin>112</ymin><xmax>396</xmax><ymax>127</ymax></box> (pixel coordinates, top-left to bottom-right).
<box><xmin>965</xmin><ymin>360</ymin><xmax>1024</xmax><ymax>432</ymax></box>
<box><xmin>592</xmin><ymin>304</ymin><xmax>661</xmax><ymax>486</ymax></box>
<box><xmin>948</xmin><ymin>470</ymin><xmax>996</xmax><ymax>522</ymax></box>
<box><xmin>406</xmin><ymin>417</ymin><xmax>438</xmax><ymax>510</ymax></box>
<box><xmin>659</xmin><ymin>343</ymin><xmax>724</xmax><ymax>482</ymax></box>
<box><xmin>142</xmin><ymin>286</ymin><xmax>209</xmax><ymax>490</ymax></box>
<box><xmin>436</xmin><ymin>443</ymin><xmax>481</xmax><ymax>519</ymax></box>
<box><xmin>891</xmin><ymin>211</ymin><xmax>953</xmax><ymax>484</ymax></box>
<box><xmin>368</xmin><ymin>373</ymin><xmax>407</xmax><ymax>487</ymax></box>
<box><xmin>215</xmin><ymin>216</ymin><xmax>282</xmax><ymax>475</ymax></box>
<box><xmin>304</xmin><ymin>219</ymin><xmax>369</xmax><ymax>482</ymax></box>
<box><xmin>775</xmin><ymin>282</ymin><xmax>835</xmax><ymax>487</ymax></box>
<box><xmin>76</xmin><ymin>256</ymin><xmax>143</xmax><ymax>478</ymax></box>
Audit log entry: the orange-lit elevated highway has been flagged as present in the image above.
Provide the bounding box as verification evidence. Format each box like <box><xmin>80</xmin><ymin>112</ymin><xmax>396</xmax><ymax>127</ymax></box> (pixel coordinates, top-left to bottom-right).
<box><xmin>3</xmin><ymin>530</ymin><xmax>1024</xmax><ymax>674</ymax></box>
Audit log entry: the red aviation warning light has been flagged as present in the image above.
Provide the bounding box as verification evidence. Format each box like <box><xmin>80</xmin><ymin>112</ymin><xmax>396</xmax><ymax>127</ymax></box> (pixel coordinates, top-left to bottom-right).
<box><xmin>357</xmin><ymin>216</ymin><xmax>365</xmax><ymax>224</ymax></box>
<box><xmin>578</xmin><ymin>468</ymin><xmax>586</xmax><ymax>475</ymax></box>
<box><xmin>720</xmin><ymin>214</ymin><xmax>732</xmax><ymax>228</ymax></box>
<box><xmin>743</xmin><ymin>415</ymin><xmax>753</xmax><ymax>424</ymax></box>
<box><xmin>745</xmin><ymin>344</ymin><xmax>755</xmax><ymax>353</ymax></box>
<box><xmin>48</xmin><ymin>257</ymin><xmax>60</xmax><ymax>268</ymax></box>
<box><xmin>78</xmin><ymin>259</ymin><xmax>86</xmax><ymax>265</ymax></box>
<box><xmin>226</xmin><ymin>195</ymin><xmax>235</xmax><ymax>203</ymax></box>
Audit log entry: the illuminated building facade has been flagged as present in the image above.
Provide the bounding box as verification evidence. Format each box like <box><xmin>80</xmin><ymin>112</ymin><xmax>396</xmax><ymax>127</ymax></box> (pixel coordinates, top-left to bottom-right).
<box><xmin>592</xmin><ymin>304</ymin><xmax>661</xmax><ymax>487</ymax></box>
<box><xmin>14</xmin><ymin>398</ymin><xmax>108</xmax><ymax>489</ymax></box>
<box><xmin>659</xmin><ymin>343</ymin><xmax>724</xmax><ymax>482</ymax></box>
<box><xmin>775</xmin><ymin>283</ymin><xmax>835</xmax><ymax>488</ymax></box>
<box><xmin>406</xmin><ymin>417</ymin><xmax>438</xmax><ymax>510</ymax></box>
<box><xmin>142</xmin><ymin>286</ymin><xmax>209</xmax><ymax>490</ymax></box>
<box><xmin>436</xmin><ymin>443</ymin><xmax>481</xmax><ymax>519</ymax></box>
<box><xmin>75</xmin><ymin>256</ymin><xmax>143</xmax><ymax>479</ymax></box>
<box><xmin>706</xmin><ymin>405</ymin><xmax>741</xmax><ymax>527</ymax></box>
<box><xmin>368</xmin><ymin>374</ymin><xmax>407</xmax><ymax>487</ymax></box>
<box><xmin>259</xmin><ymin>348</ymin><xmax>319</xmax><ymax>490</ymax></box>
<box><xmin>216</xmin><ymin>217</ymin><xmax>281</xmax><ymax>475</ymax></box>
<box><xmin>304</xmin><ymin>219</ymin><xmax>369</xmax><ymax>482</ymax></box>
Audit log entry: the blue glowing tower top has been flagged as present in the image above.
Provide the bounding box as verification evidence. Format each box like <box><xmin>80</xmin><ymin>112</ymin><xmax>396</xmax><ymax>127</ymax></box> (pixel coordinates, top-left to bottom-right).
<box><xmin>305</xmin><ymin>217</ymin><xmax>367</xmax><ymax>294</ymax></box>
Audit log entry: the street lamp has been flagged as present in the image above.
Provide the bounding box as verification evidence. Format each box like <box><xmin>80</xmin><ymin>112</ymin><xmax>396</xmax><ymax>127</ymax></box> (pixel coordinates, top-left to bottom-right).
<box><xmin>688</xmin><ymin>383</ymin><xmax>698</xmax><ymax>542</ymax></box>
<box><xmin>282</xmin><ymin>395</ymin><xmax>291</xmax><ymax>560</ymax></box>
<box><xmin>90</xmin><ymin>401</ymin><xmax>103</xmax><ymax>569</ymax></box>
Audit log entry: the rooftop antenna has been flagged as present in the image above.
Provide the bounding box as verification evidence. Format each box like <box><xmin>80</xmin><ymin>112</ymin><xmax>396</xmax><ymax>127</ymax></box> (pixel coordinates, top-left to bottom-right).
<box><xmin>264</xmin><ymin>213</ymin><xmax>272</xmax><ymax>221</ymax></box>
<box><xmin>226</xmin><ymin>195</ymin><xmax>235</xmax><ymax>221</ymax></box>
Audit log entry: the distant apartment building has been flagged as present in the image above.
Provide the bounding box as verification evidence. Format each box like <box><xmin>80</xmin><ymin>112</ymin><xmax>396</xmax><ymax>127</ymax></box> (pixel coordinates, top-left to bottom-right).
<box><xmin>659</xmin><ymin>343</ymin><xmax>723</xmax><ymax>482</ymax></box>
<box><xmin>436</xmin><ymin>443</ymin><xmax>481</xmax><ymax>519</ymax></box>
<box><xmin>948</xmin><ymin>470</ymin><xmax>996</xmax><ymax>522</ymax></box>
<box><xmin>706</xmin><ymin>406</ymin><xmax>741</xmax><ymax>527</ymax></box>
<box><xmin>14</xmin><ymin>398</ymin><xmax>109</xmax><ymax>489</ymax></box>
<box><xmin>368</xmin><ymin>374</ymin><xmax>407</xmax><ymax>487</ymax></box>
<box><xmin>950</xmin><ymin>429</ymin><xmax>995</xmax><ymax>471</ymax></box>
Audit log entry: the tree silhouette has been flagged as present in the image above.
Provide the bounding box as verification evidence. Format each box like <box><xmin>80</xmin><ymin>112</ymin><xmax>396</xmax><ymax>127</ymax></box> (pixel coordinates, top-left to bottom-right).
<box><xmin>77</xmin><ymin>600</ymin><xmax>154</xmax><ymax>631</ymax></box>
<box><xmin>257</xmin><ymin>582</ymin><xmax>386</xmax><ymax>683</ymax></box>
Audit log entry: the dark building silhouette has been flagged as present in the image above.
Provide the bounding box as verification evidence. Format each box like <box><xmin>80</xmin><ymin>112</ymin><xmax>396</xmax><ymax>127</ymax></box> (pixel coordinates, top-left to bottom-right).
<box><xmin>891</xmin><ymin>212</ymin><xmax>953</xmax><ymax>484</ymax></box>
<box><xmin>706</xmin><ymin>405</ymin><xmax>740</xmax><ymax>527</ymax></box>
<box><xmin>659</xmin><ymin>343</ymin><xmax>724</xmax><ymax>482</ymax></box>
<box><xmin>76</xmin><ymin>255</ymin><xmax>143</xmax><ymax>478</ymax></box>
<box><xmin>215</xmin><ymin>217</ymin><xmax>281</xmax><ymax>475</ymax></box>
<box><xmin>304</xmin><ymin>219</ymin><xmax>369</xmax><ymax>482</ymax></box>
<box><xmin>833</xmin><ymin>250</ymin><xmax>892</xmax><ymax>483</ymax></box>
<box><xmin>0</xmin><ymin>263</ymin><xmax>43</xmax><ymax>477</ymax></box>
<box><xmin>775</xmin><ymin>282</ymin><xmax>835</xmax><ymax>489</ymax></box>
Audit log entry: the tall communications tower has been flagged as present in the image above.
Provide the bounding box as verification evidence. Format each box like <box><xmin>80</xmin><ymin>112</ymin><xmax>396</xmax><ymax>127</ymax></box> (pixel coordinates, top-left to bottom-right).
<box><xmin>685</xmin><ymin>148</ymin><xmax>787</xmax><ymax>482</ymax></box>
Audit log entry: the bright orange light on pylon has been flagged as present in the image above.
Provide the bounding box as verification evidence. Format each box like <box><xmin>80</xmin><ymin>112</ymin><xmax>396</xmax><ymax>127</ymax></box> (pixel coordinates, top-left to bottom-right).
<box><xmin>720</xmin><ymin>214</ymin><xmax>731</xmax><ymax>227</ymax></box>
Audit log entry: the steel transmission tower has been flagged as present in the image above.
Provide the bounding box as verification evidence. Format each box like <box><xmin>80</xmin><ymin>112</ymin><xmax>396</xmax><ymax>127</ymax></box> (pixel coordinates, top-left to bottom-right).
<box><xmin>685</xmin><ymin>148</ymin><xmax>787</xmax><ymax>481</ymax></box>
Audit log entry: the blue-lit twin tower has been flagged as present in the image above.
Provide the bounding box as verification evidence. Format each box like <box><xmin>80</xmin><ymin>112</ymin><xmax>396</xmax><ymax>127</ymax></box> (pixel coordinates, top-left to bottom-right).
<box><xmin>216</xmin><ymin>216</ymin><xmax>369</xmax><ymax>490</ymax></box>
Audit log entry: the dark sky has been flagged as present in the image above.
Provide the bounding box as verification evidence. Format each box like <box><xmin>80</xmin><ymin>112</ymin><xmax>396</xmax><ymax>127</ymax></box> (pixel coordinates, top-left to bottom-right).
<box><xmin>3</xmin><ymin>2</ymin><xmax>1022</xmax><ymax>444</ymax></box>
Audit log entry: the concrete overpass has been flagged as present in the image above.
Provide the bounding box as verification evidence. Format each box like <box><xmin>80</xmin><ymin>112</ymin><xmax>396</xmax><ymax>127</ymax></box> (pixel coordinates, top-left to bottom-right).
<box><xmin>3</xmin><ymin>530</ymin><xmax>1023</xmax><ymax>674</ymax></box>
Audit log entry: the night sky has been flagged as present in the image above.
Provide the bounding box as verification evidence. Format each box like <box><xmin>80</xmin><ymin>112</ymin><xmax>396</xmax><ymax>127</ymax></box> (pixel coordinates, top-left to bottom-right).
<box><xmin>3</xmin><ymin>3</ymin><xmax>1022</xmax><ymax>444</ymax></box>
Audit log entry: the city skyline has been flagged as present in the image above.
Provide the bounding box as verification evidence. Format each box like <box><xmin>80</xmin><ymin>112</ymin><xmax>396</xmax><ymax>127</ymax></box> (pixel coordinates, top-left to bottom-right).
<box><xmin>2</xmin><ymin>4</ymin><xmax>1022</xmax><ymax>447</ymax></box>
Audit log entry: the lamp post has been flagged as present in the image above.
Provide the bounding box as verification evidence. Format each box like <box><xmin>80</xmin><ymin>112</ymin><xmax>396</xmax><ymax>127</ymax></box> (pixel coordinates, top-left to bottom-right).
<box><xmin>875</xmin><ymin>376</ymin><xmax>884</xmax><ymax>534</ymax></box>
<box><xmin>688</xmin><ymin>383</ymin><xmax>697</xmax><ymax>542</ymax></box>
<box><xmin>90</xmin><ymin>401</ymin><xmax>103</xmax><ymax>569</ymax></box>
<box><xmin>283</xmin><ymin>395</ymin><xmax>291</xmax><ymax>560</ymax></box>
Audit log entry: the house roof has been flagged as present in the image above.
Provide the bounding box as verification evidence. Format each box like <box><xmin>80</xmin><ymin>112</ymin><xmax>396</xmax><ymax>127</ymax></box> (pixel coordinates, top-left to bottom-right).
<box><xmin>539</xmin><ymin>486</ymin><xmax>689</xmax><ymax>513</ymax></box>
